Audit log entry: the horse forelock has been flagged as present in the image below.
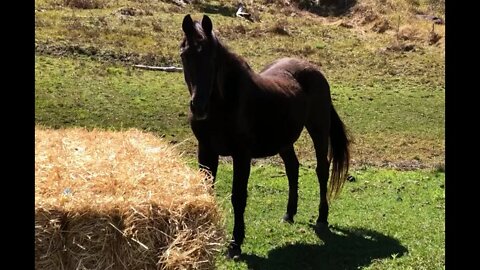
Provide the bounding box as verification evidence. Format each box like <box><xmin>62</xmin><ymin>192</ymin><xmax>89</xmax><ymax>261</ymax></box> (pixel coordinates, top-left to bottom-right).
<box><xmin>194</xmin><ymin>22</ymin><xmax>205</xmax><ymax>38</ymax></box>
<box><xmin>186</xmin><ymin>21</ymin><xmax>216</xmax><ymax>41</ymax></box>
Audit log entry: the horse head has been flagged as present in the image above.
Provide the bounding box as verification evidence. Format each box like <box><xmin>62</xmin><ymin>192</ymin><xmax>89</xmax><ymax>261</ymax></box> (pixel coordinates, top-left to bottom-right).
<box><xmin>180</xmin><ymin>14</ymin><xmax>218</xmax><ymax>120</ymax></box>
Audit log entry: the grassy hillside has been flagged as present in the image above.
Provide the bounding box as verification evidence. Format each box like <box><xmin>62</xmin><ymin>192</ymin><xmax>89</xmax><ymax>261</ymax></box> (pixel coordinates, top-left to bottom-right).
<box><xmin>35</xmin><ymin>0</ymin><xmax>445</xmax><ymax>268</ymax></box>
<box><xmin>35</xmin><ymin>0</ymin><xmax>445</xmax><ymax>169</ymax></box>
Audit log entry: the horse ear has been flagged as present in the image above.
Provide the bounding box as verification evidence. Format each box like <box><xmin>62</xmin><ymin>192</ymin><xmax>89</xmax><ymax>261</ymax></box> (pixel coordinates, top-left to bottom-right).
<box><xmin>182</xmin><ymin>14</ymin><xmax>195</xmax><ymax>36</ymax></box>
<box><xmin>202</xmin><ymin>15</ymin><xmax>213</xmax><ymax>37</ymax></box>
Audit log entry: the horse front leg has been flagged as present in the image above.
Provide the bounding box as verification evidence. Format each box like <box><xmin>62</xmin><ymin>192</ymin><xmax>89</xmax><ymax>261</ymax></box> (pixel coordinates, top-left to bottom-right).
<box><xmin>198</xmin><ymin>142</ymin><xmax>218</xmax><ymax>187</ymax></box>
<box><xmin>228</xmin><ymin>153</ymin><xmax>251</xmax><ymax>259</ymax></box>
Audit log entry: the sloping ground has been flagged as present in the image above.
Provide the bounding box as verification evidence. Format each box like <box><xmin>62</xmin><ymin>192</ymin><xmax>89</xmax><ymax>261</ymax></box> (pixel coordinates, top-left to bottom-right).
<box><xmin>35</xmin><ymin>0</ymin><xmax>444</xmax><ymax>169</ymax></box>
<box><xmin>34</xmin><ymin>0</ymin><xmax>445</xmax><ymax>66</ymax></box>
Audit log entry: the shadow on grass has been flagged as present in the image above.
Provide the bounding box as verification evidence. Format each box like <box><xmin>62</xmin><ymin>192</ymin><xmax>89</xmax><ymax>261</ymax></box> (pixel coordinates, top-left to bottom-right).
<box><xmin>240</xmin><ymin>225</ymin><xmax>407</xmax><ymax>270</ymax></box>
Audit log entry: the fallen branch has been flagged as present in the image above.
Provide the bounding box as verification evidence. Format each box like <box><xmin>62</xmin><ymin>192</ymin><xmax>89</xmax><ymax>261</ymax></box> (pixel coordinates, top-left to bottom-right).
<box><xmin>132</xmin><ymin>64</ymin><xmax>183</xmax><ymax>72</ymax></box>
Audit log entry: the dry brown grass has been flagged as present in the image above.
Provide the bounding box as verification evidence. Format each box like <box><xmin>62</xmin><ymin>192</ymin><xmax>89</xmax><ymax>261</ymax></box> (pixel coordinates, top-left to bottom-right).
<box><xmin>340</xmin><ymin>0</ymin><xmax>444</xmax><ymax>45</ymax></box>
<box><xmin>35</xmin><ymin>127</ymin><xmax>224</xmax><ymax>270</ymax></box>
<box><xmin>63</xmin><ymin>0</ymin><xmax>108</xmax><ymax>9</ymax></box>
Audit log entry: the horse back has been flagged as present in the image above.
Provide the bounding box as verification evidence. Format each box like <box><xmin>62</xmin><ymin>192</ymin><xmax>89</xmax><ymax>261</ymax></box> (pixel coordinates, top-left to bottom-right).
<box><xmin>260</xmin><ymin>57</ymin><xmax>330</xmax><ymax>98</ymax></box>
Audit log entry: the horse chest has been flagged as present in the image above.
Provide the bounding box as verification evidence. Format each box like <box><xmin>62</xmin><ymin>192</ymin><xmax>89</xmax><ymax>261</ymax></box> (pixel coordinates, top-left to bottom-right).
<box><xmin>190</xmin><ymin>118</ymin><xmax>238</xmax><ymax>156</ymax></box>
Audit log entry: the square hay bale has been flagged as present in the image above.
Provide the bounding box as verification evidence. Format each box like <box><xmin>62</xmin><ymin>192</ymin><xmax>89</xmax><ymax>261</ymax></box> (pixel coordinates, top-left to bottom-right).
<box><xmin>35</xmin><ymin>208</ymin><xmax>66</xmax><ymax>269</ymax></box>
<box><xmin>35</xmin><ymin>127</ymin><xmax>224</xmax><ymax>270</ymax></box>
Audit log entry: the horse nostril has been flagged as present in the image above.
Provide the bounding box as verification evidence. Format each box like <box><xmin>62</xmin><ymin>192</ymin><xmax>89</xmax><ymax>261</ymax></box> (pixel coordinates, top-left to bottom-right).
<box><xmin>190</xmin><ymin>99</ymin><xmax>207</xmax><ymax>119</ymax></box>
<box><xmin>190</xmin><ymin>100</ymin><xmax>196</xmax><ymax>112</ymax></box>
<box><xmin>190</xmin><ymin>100</ymin><xmax>201</xmax><ymax>115</ymax></box>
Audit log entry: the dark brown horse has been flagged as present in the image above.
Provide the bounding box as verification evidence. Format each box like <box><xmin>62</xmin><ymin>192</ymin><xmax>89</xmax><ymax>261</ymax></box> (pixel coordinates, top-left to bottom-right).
<box><xmin>180</xmin><ymin>14</ymin><xmax>350</xmax><ymax>259</ymax></box>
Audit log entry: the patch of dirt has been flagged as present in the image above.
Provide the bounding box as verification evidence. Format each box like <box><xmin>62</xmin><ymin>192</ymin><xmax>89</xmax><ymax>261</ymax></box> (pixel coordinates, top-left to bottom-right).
<box><xmin>115</xmin><ymin>7</ymin><xmax>153</xmax><ymax>16</ymax></box>
<box><xmin>270</xmin><ymin>20</ymin><xmax>291</xmax><ymax>36</ymax></box>
<box><xmin>397</xmin><ymin>25</ymin><xmax>422</xmax><ymax>41</ymax></box>
<box><xmin>348</xmin><ymin>4</ymin><xmax>379</xmax><ymax>26</ymax></box>
<box><xmin>339</xmin><ymin>21</ymin><xmax>353</xmax><ymax>28</ymax></box>
<box><xmin>371</xmin><ymin>18</ymin><xmax>391</xmax><ymax>33</ymax></box>
<box><xmin>217</xmin><ymin>24</ymin><xmax>271</xmax><ymax>39</ymax></box>
<box><xmin>217</xmin><ymin>25</ymin><xmax>247</xmax><ymax>39</ymax></box>
<box><xmin>378</xmin><ymin>41</ymin><xmax>415</xmax><ymax>53</ymax></box>
<box><xmin>64</xmin><ymin>0</ymin><xmax>106</xmax><ymax>9</ymax></box>
<box><xmin>328</xmin><ymin>3</ymin><xmax>393</xmax><ymax>36</ymax></box>
<box><xmin>428</xmin><ymin>30</ymin><xmax>442</xmax><ymax>45</ymax></box>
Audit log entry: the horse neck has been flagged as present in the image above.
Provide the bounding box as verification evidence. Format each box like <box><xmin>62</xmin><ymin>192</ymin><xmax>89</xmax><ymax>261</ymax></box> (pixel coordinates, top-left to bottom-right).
<box><xmin>214</xmin><ymin>44</ymin><xmax>256</xmax><ymax>103</ymax></box>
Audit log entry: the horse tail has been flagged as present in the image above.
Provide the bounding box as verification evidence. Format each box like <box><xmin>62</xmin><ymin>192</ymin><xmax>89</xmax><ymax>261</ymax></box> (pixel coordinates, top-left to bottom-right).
<box><xmin>328</xmin><ymin>106</ymin><xmax>351</xmax><ymax>199</ymax></box>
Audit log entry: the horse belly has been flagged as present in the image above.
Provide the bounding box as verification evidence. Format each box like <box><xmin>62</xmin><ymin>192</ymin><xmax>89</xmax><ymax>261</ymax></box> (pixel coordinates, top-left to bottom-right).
<box><xmin>212</xmin><ymin>134</ymin><xmax>234</xmax><ymax>156</ymax></box>
<box><xmin>250</xmin><ymin>115</ymin><xmax>305</xmax><ymax>158</ymax></box>
<box><xmin>250</xmin><ymin>92</ymin><xmax>308</xmax><ymax>157</ymax></box>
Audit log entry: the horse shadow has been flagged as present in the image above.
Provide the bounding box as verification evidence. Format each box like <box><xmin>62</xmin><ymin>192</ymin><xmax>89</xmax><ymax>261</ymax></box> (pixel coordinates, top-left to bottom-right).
<box><xmin>240</xmin><ymin>225</ymin><xmax>408</xmax><ymax>270</ymax></box>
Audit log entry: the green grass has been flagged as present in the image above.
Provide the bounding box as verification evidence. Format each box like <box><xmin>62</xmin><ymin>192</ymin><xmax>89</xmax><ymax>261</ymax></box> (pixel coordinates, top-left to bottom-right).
<box><xmin>35</xmin><ymin>0</ymin><xmax>445</xmax><ymax>167</ymax></box>
<box><xmin>213</xmin><ymin>164</ymin><xmax>444</xmax><ymax>269</ymax></box>
<box><xmin>35</xmin><ymin>53</ymin><xmax>444</xmax><ymax>167</ymax></box>
<box><xmin>35</xmin><ymin>55</ymin><xmax>192</xmax><ymax>140</ymax></box>
<box><xmin>35</xmin><ymin>0</ymin><xmax>445</xmax><ymax>268</ymax></box>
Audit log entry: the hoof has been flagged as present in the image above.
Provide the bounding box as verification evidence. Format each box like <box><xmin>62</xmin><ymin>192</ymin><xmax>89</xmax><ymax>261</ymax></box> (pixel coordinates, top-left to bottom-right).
<box><xmin>314</xmin><ymin>221</ymin><xmax>331</xmax><ymax>236</ymax></box>
<box><xmin>282</xmin><ymin>214</ymin><xmax>294</xmax><ymax>224</ymax></box>
<box><xmin>227</xmin><ymin>242</ymin><xmax>242</xmax><ymax>260</ymax></box>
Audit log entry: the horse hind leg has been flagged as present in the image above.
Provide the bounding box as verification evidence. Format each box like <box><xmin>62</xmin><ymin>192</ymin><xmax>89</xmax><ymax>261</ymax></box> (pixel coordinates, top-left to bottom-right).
<box><xmin>279</xmin><ymin>145</ymin><xmax>299</xmax><ymax>223</ymax></box>
<box><xmin>306</xmin><ymin>111</ymin><xmax>331</xmax><ymax>232</ymax></box>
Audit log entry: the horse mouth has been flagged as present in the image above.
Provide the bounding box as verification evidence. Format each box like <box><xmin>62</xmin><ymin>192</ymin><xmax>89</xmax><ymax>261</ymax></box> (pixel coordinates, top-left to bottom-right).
<box><xmin>190</xmin><ymin>101</ymin><xmax>208</xmax><ymax>120</ymax></box>
<box><xmin>191</xmin><ymin>112</ymin><xmax>208</xmax><ymax>121</ymax></box>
